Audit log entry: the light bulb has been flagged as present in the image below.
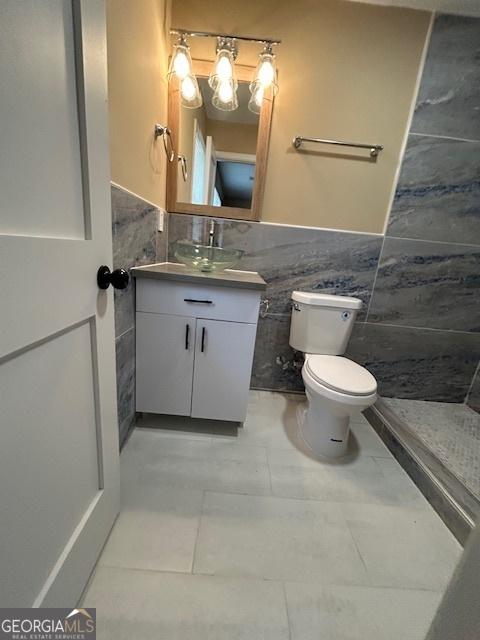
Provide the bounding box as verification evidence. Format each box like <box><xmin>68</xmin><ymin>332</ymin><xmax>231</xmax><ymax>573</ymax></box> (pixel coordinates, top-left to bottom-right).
<box><xmin>250</xmin><ymin>49</ymin><xmax>278</xmax><ymax>96</ymax></box>
<box><xmin>258</xmin><ymin>60</ymin><xmax>275</xmax><ymax>87</ymax></box>
<box><xmin>216</xmin><ymin>53</ymin><xmax>233</xmax><ymax>81</ymax></box>
<box><xmin>248</xmin><ymin>83</ymin><xmax>264</xmax><ymax>114</ymax></box>
<box><xmin>181</xmin><ymin>76</ymin><xmax>196</xmax><ymax>101</ymax></box>
<box><xmin>209</xmin><ymin>47</ymin><xmax>236</xmax><ymax>89</ymax></box>
<box><xmin>173</xmin><ymin>50</ymin><xmax>190</xmax><ymax>79</ymax></box>
<box><xmin>254</xmin><ymin>84</ymin><xmax>264</xmax><ymax>107</ymax></box>
<box><xmin>218</xmin><ymin>80</ymin><xmax>233</xmax><ymax>104</ymax></box>
<box><xmin>212</xmin><ymin>78</ymin><xmax>238</xmax><ymax>111</ymax></box>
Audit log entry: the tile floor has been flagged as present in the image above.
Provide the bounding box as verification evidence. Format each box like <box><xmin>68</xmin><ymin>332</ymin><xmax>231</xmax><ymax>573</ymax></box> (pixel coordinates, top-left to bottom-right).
<box><xmin>83</xmin><ymin>391</ymin><xmax>462</xmax><ymax>639</ymax></box>
<box><xmin>384</xmin><ymin>398</ymin><xmax>480</xmax><ymax>500</ymax></box>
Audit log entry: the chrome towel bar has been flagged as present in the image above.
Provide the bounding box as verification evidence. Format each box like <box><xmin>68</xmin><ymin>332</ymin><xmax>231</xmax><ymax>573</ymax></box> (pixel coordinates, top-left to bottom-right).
<box><xmin>293</xmin><ymin>136</ymin><xmax>384</xmax><ymax>158</ymax></box>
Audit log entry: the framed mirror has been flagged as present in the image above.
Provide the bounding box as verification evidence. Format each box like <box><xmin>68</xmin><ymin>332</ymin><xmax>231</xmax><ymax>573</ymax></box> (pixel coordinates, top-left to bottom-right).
<box><xmin>167</xmin><ymin>60</ymin><xmax>274</xmax><ymax>221</ymax></box>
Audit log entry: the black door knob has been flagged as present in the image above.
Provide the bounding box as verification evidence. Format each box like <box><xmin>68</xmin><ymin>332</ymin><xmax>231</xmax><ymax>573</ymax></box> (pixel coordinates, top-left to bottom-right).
<box><xmin>97</xmin><ymin>266</ymin><xmax>129</xmax><ymax>290</ymax></box>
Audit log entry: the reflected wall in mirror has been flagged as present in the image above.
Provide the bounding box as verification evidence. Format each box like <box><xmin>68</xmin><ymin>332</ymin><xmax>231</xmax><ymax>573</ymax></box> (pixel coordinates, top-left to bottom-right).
<box><xmin>167</xmin><ymin>60</ymin><xmax>274</xmax><ymax>221</ymax></box>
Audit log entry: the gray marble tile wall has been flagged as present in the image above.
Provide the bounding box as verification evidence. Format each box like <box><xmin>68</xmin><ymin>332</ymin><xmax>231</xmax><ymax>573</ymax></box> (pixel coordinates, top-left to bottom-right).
<box><xmin>359</xmin><ymin>13</ymin><xmax>480</xmax><ymax>405</ymax></box>
<box><xmin>166</xmin><ymin>15</ymin><xmax>480</xmax><ymax>404</ymax></box>
<box><xmin>111</xmin><ymin>184</ymin><xmax>167</xmax><ymax>446</ymax></box>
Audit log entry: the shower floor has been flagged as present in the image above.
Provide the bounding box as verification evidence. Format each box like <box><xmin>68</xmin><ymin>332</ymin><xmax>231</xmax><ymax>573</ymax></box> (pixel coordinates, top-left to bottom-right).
<box><xmin>383</xmin><ymin>399</ymin><xmax>480</xmax><ymax>501</ymax></box>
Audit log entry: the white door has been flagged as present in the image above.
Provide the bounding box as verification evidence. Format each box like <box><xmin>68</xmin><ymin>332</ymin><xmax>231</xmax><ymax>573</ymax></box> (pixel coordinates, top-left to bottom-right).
<box><xmin>0</xmin><ymin>1</ymin><xmax>119</xmax><ymax>607</ymax></box>
<box><xmin>191</xmin><ymin>320</ymin><xmax>257</xmax><ymax>422</ymax></box>
<box><xmin>204</xmin><ymin>135</ymin><xmax>218</xmax><ymax>205</ymax></box>
<box><xmin>191</xmin><ymin>119</ymin><xmax>206</xmax><ymax>205</ymax></box>
<box><xmin>136</xmin><ymin>313</ymin><xmax>196</xmax><ymax>416</ymax></box>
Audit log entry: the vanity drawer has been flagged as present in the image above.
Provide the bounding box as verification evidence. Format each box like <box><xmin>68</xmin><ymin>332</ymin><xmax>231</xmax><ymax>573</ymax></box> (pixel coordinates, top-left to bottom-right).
<box><xmin>136</xmin><ymin>278</ymin><xmax>261</xmax><ymax>323</ymax></box>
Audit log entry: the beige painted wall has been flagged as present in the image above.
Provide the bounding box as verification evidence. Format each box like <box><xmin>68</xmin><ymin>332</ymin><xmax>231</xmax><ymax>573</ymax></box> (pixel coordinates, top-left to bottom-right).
<box><xmin>106</xmin><ymin>0</ymin><xmax>171</xmax><ymax>207</ymax></box>
<box><xmin>205</xmin><ymin>120</ymin><xmax>258</xmax><ymax>155</ymax></box>
<box><xmin>172</xmin><ymin>0</ymin><xmax>431</xmax><ymax>232</ymax></box>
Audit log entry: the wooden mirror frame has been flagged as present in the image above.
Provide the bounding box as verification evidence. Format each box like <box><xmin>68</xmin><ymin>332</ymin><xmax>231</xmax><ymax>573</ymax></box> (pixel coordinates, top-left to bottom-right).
<box><xmin>166</xmin><ymin>59</ymin><xmax>274</xmax><ymax>221</ymax></box>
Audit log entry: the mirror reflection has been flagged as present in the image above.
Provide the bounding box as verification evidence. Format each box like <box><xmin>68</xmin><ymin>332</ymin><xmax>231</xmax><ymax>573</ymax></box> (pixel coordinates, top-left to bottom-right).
<box><xmin>177</xmin><ymin>78</ymin><xmax>259</xmax><ymax>209</ymax></box>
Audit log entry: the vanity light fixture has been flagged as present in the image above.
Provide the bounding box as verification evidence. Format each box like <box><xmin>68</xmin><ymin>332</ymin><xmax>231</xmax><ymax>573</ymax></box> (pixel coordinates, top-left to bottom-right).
<box><xmin>209</xmin><ymin>38</ymin><xmax>238</xmax><ymax>111</ymax></box>
<box><xmin>208</xmin><ymin>38</ymin><xmax>236</xmax><ymax>87</ymax></box>
<box><xmin>168</xmin><ymin>34</ymin><xmax>203</xmax><ymax>108</ymax></box>
<box><xmin>169</xmin><ymin>29</ymin><xmax>281</xmax><ymax>113</ymax></box>
<box><xmin>208</xmin><ymin>38</ymin><xmax>238</xmax><ymax>111</ymax></box>
<box><xmin>248</xmin><ymin>44</ymin><xmax>278</xmax><ymax>114</ymax></box>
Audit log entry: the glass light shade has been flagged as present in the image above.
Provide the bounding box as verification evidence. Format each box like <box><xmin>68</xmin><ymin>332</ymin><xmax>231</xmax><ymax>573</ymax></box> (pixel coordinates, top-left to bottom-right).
<box><xmin>212</xmin><ymin>78</ymin><xmax>238</xmax><ymax>111</ymax></box>
<box><xmin>250</xmin><ymin>51</ymin><xmax>278</xmax><ymax>94</ymax></box>
<box><xmin>208</xmin><ymin>48</ymin><xmax>237</xmax><ymax>90</ymax></box>
<box><xmin>168</xmin><ymin>43</ymin><xmax>193</xmax><ymax>80</ymax></box>
<box><xmin>248</xmin><ymin>82</ymin><xmax>264</xmax><ymax>114</ymax></box>
<box><xmin>181</xmin><ymin>74</ymin><xmax>203</xmax><ymax>109</ymax></box>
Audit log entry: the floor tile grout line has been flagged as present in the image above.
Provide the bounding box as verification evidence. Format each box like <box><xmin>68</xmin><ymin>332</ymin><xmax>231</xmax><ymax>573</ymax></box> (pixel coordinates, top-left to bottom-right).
<box><xmin>265</xmin><ymin>448</ymin><xmax>275</xmax><ymax>495</ymax></box>
<box><xmin>94</xmin><ymin>561</ymin><xmax>450</xmax><ymax>595</ymax></box>
<box><xmin>282</xmin><ymin>581</ymin><xmax>293</xmax><ymax>640</ymax></box>
<box><xmin>97</xmin><ymin>563</ymin><xmax>196</xmax><ymax>576</ymax></box>
<box><xmin>342</xmin><ymin>513</ymin><xmax>372</xmax><ymax>585</ymax></box>
<box><xmin>191</xmin><ymin>490</ymin><xmax>206</xmax><ymax>575</ymax></box>
<box><xmin>198</xmin><ymin>487</ymin><xmax>433</xmax><ymax>512</ymax></box>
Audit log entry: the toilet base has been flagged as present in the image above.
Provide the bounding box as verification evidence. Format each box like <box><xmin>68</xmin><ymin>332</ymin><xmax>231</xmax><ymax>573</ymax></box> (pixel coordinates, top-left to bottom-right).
<box><xmin>299</xmin><ymin>398</ymin><xmax>350</xmax><ymax>458</ymax></box>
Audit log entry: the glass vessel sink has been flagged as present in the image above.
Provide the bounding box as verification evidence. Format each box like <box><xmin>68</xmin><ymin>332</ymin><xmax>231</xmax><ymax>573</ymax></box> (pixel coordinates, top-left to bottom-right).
<box><xmin>173</xmin><ymin>240</ymin><xmax>244</xmax><ymax>272</ymax></box>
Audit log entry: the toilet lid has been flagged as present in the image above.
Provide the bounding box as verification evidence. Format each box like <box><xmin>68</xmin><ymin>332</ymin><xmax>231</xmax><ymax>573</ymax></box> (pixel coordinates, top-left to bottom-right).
<box><xmin>305</xmin><ymin>355</ymin><xmax>377</xmax><ymax>396</ymax></box>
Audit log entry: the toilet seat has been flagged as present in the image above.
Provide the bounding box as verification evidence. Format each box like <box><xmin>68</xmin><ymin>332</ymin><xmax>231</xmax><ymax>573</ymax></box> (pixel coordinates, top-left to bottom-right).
<box><xmin>305</xmin><ymin>355</ymin><xmax>377</xmax><ymax>397</ymax></box>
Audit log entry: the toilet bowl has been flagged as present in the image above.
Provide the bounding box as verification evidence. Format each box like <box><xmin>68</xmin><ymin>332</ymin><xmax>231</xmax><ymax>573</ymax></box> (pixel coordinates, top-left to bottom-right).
<box><xmin>300</xmin><ymin>355</ymin><xmax>377</xmax><ymax>457</ymax></box>
<box><xmin>289</xmin><ymin>291</ymin><xmax>377</xmax><ymax>458</ymax></box>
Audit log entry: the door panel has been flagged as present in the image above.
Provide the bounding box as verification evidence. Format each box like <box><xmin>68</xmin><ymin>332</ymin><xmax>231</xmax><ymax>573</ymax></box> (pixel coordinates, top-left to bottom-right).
<box><xmin>136</xmin><ymin>313</ymin><xmax>196</xmax><ymax>416</ymax></box>
<box><xmin>0</xmin><ymin>1</ymin><xmax>85</xmax><ymax>239</ymax></box>
<box><xmin>0</xmin><ymin>321</ymin><xmax>101</xmax><ymax>606</ymax></box>
<box><xmin>0</xmin><ymin>1</ymin><xmax>119</xmax><ymax>607</ymax></box>
<box><xmin>191</xmin><ymin>320</ymin><xmax>257</xmax><ymax>422</ymax></box>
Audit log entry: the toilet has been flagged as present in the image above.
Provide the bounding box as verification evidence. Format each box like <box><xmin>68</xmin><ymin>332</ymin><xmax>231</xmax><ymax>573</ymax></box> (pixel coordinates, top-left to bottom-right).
<box><xmin>290</xmin><ymin>291</ymin><xmax>377</xmax><ymax>458</ymax></box>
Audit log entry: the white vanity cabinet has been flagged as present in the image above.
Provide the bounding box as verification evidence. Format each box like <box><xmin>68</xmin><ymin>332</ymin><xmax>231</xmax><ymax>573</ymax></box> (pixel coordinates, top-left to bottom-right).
<box><xmin>134</xmin><ymin>269</ymin><xmax>265</xmax><ymax>423</ymax></box>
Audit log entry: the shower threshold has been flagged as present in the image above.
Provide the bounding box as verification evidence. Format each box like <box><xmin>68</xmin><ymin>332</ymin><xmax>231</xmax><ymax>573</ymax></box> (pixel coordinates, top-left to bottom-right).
<box><xmin>364</xmin><ymin>398</ymin><xmax>480</xmax><ymax>546</ymax></box>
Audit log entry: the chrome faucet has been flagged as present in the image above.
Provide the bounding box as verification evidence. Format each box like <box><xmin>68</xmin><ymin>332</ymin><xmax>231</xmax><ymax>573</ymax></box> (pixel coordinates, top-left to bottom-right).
<box><xmin>208</xmin><ymin>219</ymin><xmax>216</xmax><ymax>247</ymax></box>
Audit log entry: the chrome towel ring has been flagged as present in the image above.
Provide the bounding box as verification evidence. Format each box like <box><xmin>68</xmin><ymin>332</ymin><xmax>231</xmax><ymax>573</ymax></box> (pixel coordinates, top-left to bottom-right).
<box><xmin>154</xmin><ymin>123</ymin><xmax>175</xmax><ymax>162</ymax></box>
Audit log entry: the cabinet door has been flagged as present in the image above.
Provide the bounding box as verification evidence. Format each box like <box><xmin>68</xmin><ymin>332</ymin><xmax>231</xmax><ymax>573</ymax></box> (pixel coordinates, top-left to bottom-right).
<box><xmin>136</xmin><ymin>312</ymin><xmax>195</xmax><ymax>415</ymax></box>
<box><xmin>191</xmin><ymin>319</ymin><xmax>257</xmax><ymax>422</ymax></box>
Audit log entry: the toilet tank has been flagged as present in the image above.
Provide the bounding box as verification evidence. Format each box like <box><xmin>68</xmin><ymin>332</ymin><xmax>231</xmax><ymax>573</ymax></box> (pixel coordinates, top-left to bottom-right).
<box><xmin>289</xmin><ymin>291</ymin><xmax>362</xmax><ymax>355</ymax></box>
